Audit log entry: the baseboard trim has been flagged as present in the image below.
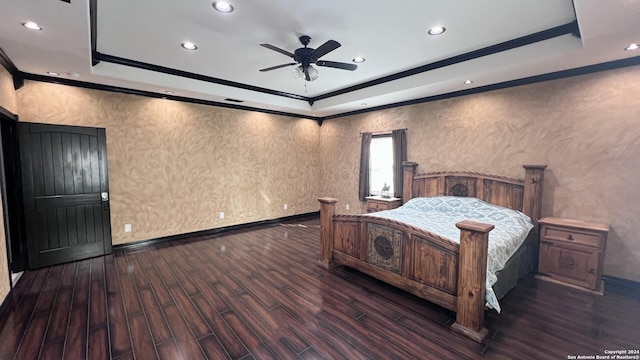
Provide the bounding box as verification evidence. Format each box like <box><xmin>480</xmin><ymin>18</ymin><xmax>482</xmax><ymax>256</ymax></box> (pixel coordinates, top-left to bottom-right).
<box><xmin>113</xmin><ymin>211</ymin><xmax>319</xmax><ymax>251</ymax></box>
<box><xmin>602</xmin><ymin>275</ymin><xmax>640</xmax><ymax>294</ymax></box>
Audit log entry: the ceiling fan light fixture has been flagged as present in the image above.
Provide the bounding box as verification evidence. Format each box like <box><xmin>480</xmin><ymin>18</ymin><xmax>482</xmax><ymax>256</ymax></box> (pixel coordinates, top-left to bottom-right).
<box><xmin>213</xmin><ymin>1</ymin><xmax>234</xmax><ymax>13</ymax></box>
<box><xmin>22</xmin><ymin>21</ymin><xmax>42</xmax><ymax>31</ymax></box>
<box><xmin>352</xmin><ymin>56</ymin><xmax>366</xmax><ymax>63</ymax></box>
<box><xmin>181</xmin><ymin>41</ymin><xmax>198</xmax><ymax>50</ymax></box>
<box><xmin>625</xmin><ymin>43</ymin><xmax>639</xmax><ymax>51</ymax></box>
<box><xmin>428</xmin><ymin>26</ymin><xmax>446</xmax><ymax>36</ymax></box>
<box><xmin>292</xmin><ymin>65</ymin><xmax>319</xmax><ymax>81</ymax></box>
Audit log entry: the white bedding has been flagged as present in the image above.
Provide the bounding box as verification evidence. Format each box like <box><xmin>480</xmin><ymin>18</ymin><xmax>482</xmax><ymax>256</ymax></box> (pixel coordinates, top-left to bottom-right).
<box><xmin>365</xmin><ymin>196</ymin><xmax>533</xmax><ymax>313</ymax></box>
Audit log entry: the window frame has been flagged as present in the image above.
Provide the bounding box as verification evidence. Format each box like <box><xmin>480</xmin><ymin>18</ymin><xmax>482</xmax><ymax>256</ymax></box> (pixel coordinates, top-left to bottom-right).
<box><xmin>368</xmin><ymin>133</ymin><xmax>394</xmax><ymax>197</ymax></box>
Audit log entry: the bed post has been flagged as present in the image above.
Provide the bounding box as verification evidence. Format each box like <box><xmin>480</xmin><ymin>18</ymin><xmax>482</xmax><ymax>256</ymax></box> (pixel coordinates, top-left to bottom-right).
<box><xmin>522</xmin><ymin>165</ymin><xmax>547</xmax><ymax>225</ymax></box>
<box><xmin>452</xmin><ymin>220</ymin><xmax>494</xmax><ymax>343</ymax></box>
<box><xmin>402</xmin><ymin>162</ymin><xmax>418</xmax><ymax>204</ymax></box>
<box><xmin>317</xmin><ymin>197</ymin><xmax>338</xmax><ymax>269</ymax></box>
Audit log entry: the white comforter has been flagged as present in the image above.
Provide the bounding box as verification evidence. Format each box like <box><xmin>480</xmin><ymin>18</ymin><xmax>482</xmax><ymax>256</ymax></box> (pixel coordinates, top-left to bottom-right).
<box><xmin>366</xmin><ymin>196</ymin><xmax>533</xmax><ymax>313</ymax></box>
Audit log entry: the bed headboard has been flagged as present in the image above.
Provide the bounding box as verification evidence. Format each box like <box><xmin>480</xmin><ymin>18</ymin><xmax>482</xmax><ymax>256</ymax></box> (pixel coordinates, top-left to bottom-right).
<box><xmin>402</xmin><ymin>162</ymin><xmax>547</xmax><ymax>222</ymax></box>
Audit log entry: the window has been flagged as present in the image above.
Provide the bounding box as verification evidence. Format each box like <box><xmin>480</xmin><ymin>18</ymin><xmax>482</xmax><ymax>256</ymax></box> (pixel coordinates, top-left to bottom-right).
<box><xmin>358</xmin><ymin>129</ymin><xmax>406</xmax><ymax>201</ymax></box>
<box><xmin>369</xmin><ymin>135</ymin><xmax>394</xmax><ymax>196</ymax></box>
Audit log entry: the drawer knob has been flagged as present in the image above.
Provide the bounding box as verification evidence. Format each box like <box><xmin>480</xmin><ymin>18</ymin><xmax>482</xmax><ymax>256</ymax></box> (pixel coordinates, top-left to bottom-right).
<box><xmin>566</xmin><ymin>234</ymin><xmax>574</xmax><ymax>241</ymax></box>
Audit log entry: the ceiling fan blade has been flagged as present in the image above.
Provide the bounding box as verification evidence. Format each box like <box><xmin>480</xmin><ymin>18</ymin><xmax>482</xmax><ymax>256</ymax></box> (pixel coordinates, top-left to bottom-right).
<box><xmin>316</xmin><ymin>60</ymin><xmax>357</xmax><ymax>71</ymax></box>
<box><xmin>260</xmin><ymin>43</ymin><xmax>295</xmax><ymax>58</ymax></box>
<box><xmin>303</xmin><ymin>66</ymin><xmax>311</xmax><ymax>81</ymax></box>
<box><xmin>310</xmin><ymin>40</ymin><xmax>341</xmax><ymax>61</ymax></box>
<box><xmin>259</xmin><ymin>63</ymin><xmax>297</xmax><ymax>72</ymax></box>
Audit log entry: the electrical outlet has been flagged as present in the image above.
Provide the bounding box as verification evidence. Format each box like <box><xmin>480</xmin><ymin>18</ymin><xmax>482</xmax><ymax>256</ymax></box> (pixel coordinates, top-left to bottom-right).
<box><xmin>124</xmin><ymin>224</ymin><xmax>132</xmax><ymax>233</ymax></box>
<box><xmin>284</xmin><ymin>204</ymin><xmax>288</xmax><ymax>210</ymax></box>
<box><xmin>219</xmin><ymin>212</ymin><xmax>225</xmax><ymax>219</ymax></box>
<box><xmin>346</xmin><ymin>204</ymin><xmax>350</xmax><ymax>210</ymax></box>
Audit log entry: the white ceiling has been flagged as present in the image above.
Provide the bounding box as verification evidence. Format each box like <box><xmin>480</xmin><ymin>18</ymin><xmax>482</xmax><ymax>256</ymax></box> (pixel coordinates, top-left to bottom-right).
<box><xmin>1</xmin><ymin>0</ymin><xmax>639</xmax><ymax>119</ymax></box>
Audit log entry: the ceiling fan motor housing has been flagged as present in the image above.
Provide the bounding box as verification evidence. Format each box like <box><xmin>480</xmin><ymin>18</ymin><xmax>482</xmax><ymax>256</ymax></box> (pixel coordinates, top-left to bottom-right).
<box><xmin>294</xmin><ymin>47</ymin><xmax>315</xmax><ymax>66</ymax></box>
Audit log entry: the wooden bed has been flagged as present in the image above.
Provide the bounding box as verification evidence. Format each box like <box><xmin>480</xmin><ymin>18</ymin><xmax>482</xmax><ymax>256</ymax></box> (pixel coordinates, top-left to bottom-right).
<box><xmin>317</xmin><ymin>162</ymin><xmax>547</xmax><ymax>342</ymax></box>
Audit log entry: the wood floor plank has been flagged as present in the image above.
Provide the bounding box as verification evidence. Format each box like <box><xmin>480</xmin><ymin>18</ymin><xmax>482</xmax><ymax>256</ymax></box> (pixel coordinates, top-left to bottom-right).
<box><xmin>157</xmin><ymin>339</ymin><xmax>184</xmax><ymax>360</ymax></box>
<box><xmin>145</xmin><ymin>269</ymin><xmax>174</xmax><ymax>307</ymax></box>
<box><xmin>0</xmin><ymin>267</ymin><xmax>51</xmax><ymax>357</ymax></box>
<box><xmin>106</xmin><ymin>291</ymin><xmax>133</xmax><ymax>357</ymax></box>
<box><xmin>198</xmin><ymin>334</ymin><xmax>230</xmax><ymax>360</ymax></box>
<box><xmin>90</xmin><ymin>257</ymin><xmax>107</xmax><ymax>329</ymax></box>
<box><xmin>138</xmin><ymin>288</ymin><xmax>173</xmax><ymax>345</ymax></box>
<box><xmin>119</xmin><ymin>273</ymin><xmax>143</xmax><ymax>317</ymax></box>
<box><xmin>191</xmin><ymin>295</ymin><xmax>249</xmax><ymax>359</ymax></box>
<box><xmin>129</xmin><ymin>314</ymin><xmax>158</xmax><ymax>359</ymax></box>
<box><xmin>163</xmin><ymin>305</ymin><xmax>206</xmax><ymax>360</ymax></box>
<box><xmin>13</xmin><ymin>314</ymin><xmax>48</xmax><ymax>360</ymax></box>
<box><xmin>63</xmin><ymin>304</ymin><xmax>89</xmax><ymax>360</ymax></box>
<box><xmin>33</xmin><ymin>265</ymin><xmax>64</xmax><ymax>314</ymax></box>
<box><xmin>44</xmin><ymin>287</ymin><xmax>73</xmax><ymax>343</ymax></box>
<box><xmin>72</xmin><ymin>259</ymin><xmax>91</xmax><ymax>306</ymax></box>
<box><xmin>40</xmin><ymin>340</ymin><xmax>65</xmax><ymax>360</ymax></box>
<box><xmin>187</xmin><ymin>272</ymin><xmax>231</xmax><ymax>313</ymax></box>
<box><xmin>220</xmin><ymin>310</ymin><xmax>261</xmax><ymax>351</ymax></box>
<box><xmin>168</xmin><ymin>286</ymin><xmax>211</xmax><ymax>339</ymax></box>
<box><xmin>88</xmin><ymin>326</ymin><xmax>110</xmax><ymax>360</ymax></box>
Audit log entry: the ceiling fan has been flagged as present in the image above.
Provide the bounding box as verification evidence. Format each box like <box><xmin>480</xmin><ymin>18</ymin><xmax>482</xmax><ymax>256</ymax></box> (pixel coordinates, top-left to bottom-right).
<box><xmin>259</xmin><ymin>35</ymin><xmax>357</xmax><ymax>81</ymax></box>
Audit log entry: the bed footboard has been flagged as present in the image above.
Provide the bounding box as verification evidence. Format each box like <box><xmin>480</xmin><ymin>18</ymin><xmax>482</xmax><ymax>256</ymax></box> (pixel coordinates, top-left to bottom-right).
<box><xmin>317</xmin><ymin>198</ymin><xmax>493</xmax><ymax>342</ymax></box>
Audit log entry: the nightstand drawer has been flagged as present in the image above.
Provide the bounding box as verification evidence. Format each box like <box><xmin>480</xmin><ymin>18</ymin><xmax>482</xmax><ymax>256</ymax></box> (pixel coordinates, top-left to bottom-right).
<box><xmin>367</xmin><ymin>201</ymin><xmax>386</xmax><ymax>211</ymax></box>
<box><xmin>542</xmin><ymin>225</ymin><xmax>603</xmax><ymax>248</ymax></box>
<box><xmin>539</xmin><ymin>241</ymin><xmax>600</xmax><ymax>290</ymax></box>
<box><xmin>365</xmin><ymin>196</ymin><xmax>401</xmax><ymax>213</ymax></box>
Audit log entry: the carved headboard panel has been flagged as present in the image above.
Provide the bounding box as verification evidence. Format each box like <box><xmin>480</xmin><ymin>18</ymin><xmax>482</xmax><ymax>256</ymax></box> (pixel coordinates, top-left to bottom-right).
<box><xmin>402</xmin><ymin>162</ymin><xmax>547</xmax><ymax>222</ymax></box>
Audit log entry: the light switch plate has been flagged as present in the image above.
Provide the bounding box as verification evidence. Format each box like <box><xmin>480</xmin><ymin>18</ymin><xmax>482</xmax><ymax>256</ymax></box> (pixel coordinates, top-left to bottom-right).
<box><xmin>219</xmin><ymin>212</ymin><xmax>225</xmax><ymax>219</ymax></box>
<box><xmin>124</xmin><ymin>224</ymin><xmax>132</xmax><ymax>233</ymax></box>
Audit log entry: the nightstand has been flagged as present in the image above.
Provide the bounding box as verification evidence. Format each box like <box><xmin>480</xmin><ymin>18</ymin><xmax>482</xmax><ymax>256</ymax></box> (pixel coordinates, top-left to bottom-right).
<box><xmin>537</xmin><ymin>217</ymin><xmax>609</xmax><ymax>295</ymax></box>
<box><xmin>365</xmin><ymin>196</ymin><xmax>402</xmax><ymax>213</ymax></box>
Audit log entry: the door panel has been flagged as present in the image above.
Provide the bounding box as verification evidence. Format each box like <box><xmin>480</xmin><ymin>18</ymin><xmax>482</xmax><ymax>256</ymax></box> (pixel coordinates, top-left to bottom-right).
<box><xmin>20</xmin><ymin>123</ymin><xmax>112</xmax><ymax>269</ymax></box>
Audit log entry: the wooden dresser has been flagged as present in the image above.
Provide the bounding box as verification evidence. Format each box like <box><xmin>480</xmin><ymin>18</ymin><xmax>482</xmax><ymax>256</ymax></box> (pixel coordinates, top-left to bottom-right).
<box><xmin>365</xmin><ymin>196</ymin><xmax>402</xmax><ymax>213</ymax></box>
<box><xmin>537</xmin><ymin>217</ymin><xmax>609</xmax><ymax>295</ymax></box>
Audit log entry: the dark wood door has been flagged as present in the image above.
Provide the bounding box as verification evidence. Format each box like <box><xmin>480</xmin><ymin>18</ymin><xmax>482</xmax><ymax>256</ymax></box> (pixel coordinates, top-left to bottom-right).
<box><xmin>19</xmin><ymin>123</ymin><xmax>112</xmax><ymax>269</ymax></box>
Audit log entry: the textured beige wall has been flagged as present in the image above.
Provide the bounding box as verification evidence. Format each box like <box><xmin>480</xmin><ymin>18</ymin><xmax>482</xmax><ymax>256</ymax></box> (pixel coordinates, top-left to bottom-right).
<box><xmin>0</xmin><ymin>66</ymin><xmax>16</xmax><ymax>303</ymax></box>
<box><xmin>0</xmin><ymin>66</ymin><xmax>18</xmax><ymax>114</ymax></box>
<box><xmin>17</xmin><ymin>81</ymin><xmax>320</xmax><ymax>245</ymax></box>
<box><xmin>320</xmin><ymin>66</ymin><xmax>640</xmax><ymax>281</ymax></box>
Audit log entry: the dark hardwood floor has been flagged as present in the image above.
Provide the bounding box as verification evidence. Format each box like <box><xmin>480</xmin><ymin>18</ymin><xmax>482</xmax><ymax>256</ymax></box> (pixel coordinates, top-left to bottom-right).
<box><xmin>0</xmin><ymin>218</ymin><xmax>638</xmax><ymax>359</ymax></box>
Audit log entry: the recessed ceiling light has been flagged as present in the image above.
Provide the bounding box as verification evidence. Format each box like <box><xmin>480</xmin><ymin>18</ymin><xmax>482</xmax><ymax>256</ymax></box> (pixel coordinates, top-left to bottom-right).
<box><xmin>181</xmin><ymin>42</ymin><xmax>198</xmax><ymax>50</ymax></box>
<box><xmin>464</xmin><ymin>80</ymin><xmax>473</xmax><ymax>85</ymax></box>
<box><xmin>428</xmin><ymin>26</ymin><xmax>446</xmax><ymax>36</ymax></box>
<box><xmin>625</xmin><ymin>43</ymin><xmax>639</xmax><ymax>51</ymax></box>
<box><xmin>352</xmin><ymin>56</ymin><xmax>366</xmax><ymax>63</ymax></box>
<box><xmin>47</xmin><ymin>71</ymin><xmax>60</xmax><ymax>76</ymax></box>
<box><xmin>212</xmin><ymin>1</ymin><xmax>234</xmax><ymax>13</ymax></box>
<box><xmin>22</xmin><ymin>21</ymin><xmax>42</xmax><ymax>31</ymax></box>
<box><xmin>165</xmin><ymin>90</ymin><xmax>175</xmax><ymax>95</ymax></box>
<box><xmin>361</xmin><ymin>103</ymin><xmax>367</xmax><ymax>106</ymax></box>
<box><xmin>68</xmin><ymin>72</ymin><xmax>80</xmax><ymax>78</ymax></box>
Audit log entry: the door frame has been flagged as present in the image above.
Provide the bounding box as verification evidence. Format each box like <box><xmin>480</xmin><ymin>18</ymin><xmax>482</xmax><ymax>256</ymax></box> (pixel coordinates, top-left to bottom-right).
<box><xmin>0</xmin><ymin>105</ymin><xmax>26</xmax><ymax>287</ymax></box>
